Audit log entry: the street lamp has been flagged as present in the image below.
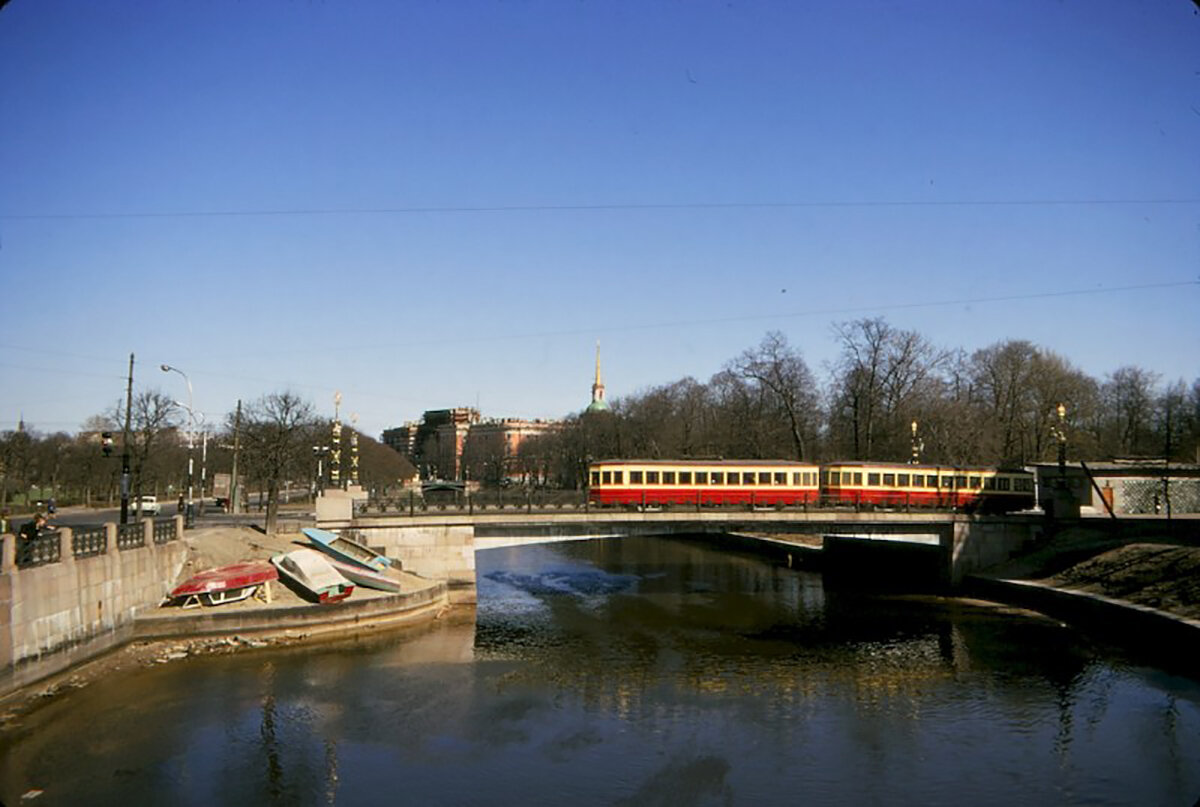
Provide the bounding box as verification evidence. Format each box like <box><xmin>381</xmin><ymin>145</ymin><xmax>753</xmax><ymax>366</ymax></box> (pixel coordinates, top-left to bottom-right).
<box><xmin>161</xmin><ymin>364</ymin><xmax>196</xmax><ymax>528</ymax></box>
<box><xmin>1055</xmin><ymin>402</ymin><xmax>1067</xmax><ymax>477</ymax></box>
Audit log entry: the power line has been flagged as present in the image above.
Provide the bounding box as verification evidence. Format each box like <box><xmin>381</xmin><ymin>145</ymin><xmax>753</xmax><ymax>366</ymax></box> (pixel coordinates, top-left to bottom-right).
<box><xmin>2</xmin><ymin>197</ymin><xmax>1199</xmax><ymax>221</ymax></box>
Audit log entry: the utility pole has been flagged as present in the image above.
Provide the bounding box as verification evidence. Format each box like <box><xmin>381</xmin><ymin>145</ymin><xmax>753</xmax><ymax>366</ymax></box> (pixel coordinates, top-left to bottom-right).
<box><xmin>230</xmin><ymin>399</ymin><xmax>242</xmax><ymax>515</ymax></box>
<box><xmin>120</xmin><ymin>353</ymin><xmax>134</xmax><ymax>525</ymax></box>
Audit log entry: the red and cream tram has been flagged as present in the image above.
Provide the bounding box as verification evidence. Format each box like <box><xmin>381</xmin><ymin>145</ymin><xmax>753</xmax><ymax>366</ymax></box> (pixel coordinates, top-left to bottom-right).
<box><xmin>821</xmin><ymin>462</ymin><xmax>1035</xmax><ymax>512</ymax></box>
<box><xmin>588</xmin><ymin>459</ymin><xmax>821</xmax><ymax>507</ymax></box>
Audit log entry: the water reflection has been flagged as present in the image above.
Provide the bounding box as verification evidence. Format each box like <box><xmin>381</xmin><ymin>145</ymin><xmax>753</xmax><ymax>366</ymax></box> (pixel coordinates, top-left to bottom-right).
<box><xmin>1</xmin><ymin>535</ymin><xmax>1198</xmax><ymax>806</ymax></box>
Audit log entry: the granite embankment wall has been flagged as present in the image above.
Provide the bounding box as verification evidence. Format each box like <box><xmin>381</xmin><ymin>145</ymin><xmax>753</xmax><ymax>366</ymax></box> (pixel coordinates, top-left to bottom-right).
<box><xmin>0</xmin><ymin>519</ymin><xmax>189</xmax><ymax>699</ymax></box>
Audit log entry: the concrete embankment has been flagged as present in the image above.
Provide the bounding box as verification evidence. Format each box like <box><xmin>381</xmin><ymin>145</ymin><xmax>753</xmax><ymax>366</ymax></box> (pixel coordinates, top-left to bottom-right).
<box><xmin>1</xmin><ymin>526</ymin><xmax>450</xmax><ymax>708</ymax></box>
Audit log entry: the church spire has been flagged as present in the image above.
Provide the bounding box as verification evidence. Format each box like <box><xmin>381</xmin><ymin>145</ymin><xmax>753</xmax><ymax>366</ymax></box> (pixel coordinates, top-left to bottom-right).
<box><xmin>586</xmin><ymin>341</ymin><xmax>609</xmax><ymax>413</ymax></box>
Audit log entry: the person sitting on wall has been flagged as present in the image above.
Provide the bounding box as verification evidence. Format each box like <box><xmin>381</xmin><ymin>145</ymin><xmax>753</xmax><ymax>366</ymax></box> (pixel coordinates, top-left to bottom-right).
<box><xmin>17</xmin><ymin>512</ymin><xmax>49</xmax><ymax>564</ymax></box>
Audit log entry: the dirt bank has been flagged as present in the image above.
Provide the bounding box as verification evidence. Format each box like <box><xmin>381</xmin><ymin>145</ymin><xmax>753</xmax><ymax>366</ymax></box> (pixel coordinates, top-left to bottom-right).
<box><xmin>986</xmin><ymin>524</ymin><xmax>1200</xmax><ymax>622</ymax></box>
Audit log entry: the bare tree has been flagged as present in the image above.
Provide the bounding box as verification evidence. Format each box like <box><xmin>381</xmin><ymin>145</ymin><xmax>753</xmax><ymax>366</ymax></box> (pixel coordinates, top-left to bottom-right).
<box><xmin>830</xmin><ymin>318</ymin><xmax>947</xmax><ymax>460</ymax></box>
<box><xmin>727</xmin><ymin>331</ymin><xmax>820</xmax><ymax>460</ymax></box>
<box><xmin>237</xmin><ymin>391</ymin><xmax>318</xmax><ymax>534</ymax></box>
<box><xmin>1100</xmin><ymin>366</ymin><xmax>1161</xmax><ymax>457</ymax></box>
<box><xmin>112</xmin><ymin>390</ymin><xmax>180</xmax><ymax>511</ymax></box>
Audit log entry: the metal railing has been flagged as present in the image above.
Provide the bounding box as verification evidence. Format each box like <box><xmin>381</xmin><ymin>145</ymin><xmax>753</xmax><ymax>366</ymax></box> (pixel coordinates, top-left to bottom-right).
<box><xmin>72</xmin><ymin>525</ymin><xmax>108</xmax><ymax>558</ymax></box>
<box><xmin>17</xmin><ymin>530</ymin><xmax>62</xmax><ymax>568</ymax></box>
<box><xmin>117</xmin><ymin>522</ymin><xmax>145</xmax><ymax>550</ymax></box>
<box><xmin>153</xmin><ymin>519</ymin><xmax>175</xmax><ymax>545</ymax></box>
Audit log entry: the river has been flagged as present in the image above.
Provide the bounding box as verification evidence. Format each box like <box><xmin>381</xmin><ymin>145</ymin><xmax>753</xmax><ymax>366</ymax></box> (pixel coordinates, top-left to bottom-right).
<box><xmin>2</xmin><ymin>535</ymin><xmax>1198</xmax><ymax>805</ymax></box>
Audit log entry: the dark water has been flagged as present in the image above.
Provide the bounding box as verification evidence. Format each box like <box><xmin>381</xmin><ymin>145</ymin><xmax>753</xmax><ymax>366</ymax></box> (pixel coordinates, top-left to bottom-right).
<box><xmin>3</xmin><ymin>535</ymin><xmax>1199</xmax><ymax>806</ymax></box>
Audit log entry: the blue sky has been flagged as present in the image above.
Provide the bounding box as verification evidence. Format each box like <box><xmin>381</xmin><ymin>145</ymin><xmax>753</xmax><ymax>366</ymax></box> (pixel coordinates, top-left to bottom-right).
<box><xmin>2</xmin><ymin>0</ymin><xmax>1197</xmax><ymax>437</ymax></box>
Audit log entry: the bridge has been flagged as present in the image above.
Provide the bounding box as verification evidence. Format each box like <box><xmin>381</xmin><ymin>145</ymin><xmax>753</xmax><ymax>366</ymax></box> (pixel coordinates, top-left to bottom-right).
<box><xmin>316</xmin><ymin>499</ymin><xmax>1045</xmax><ymax>603</ymax></box>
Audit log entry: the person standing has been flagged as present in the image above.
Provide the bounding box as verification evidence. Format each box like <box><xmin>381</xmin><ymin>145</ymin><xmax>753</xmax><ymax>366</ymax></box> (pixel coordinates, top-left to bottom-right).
<box><xmin>18</xmin><ymin>512</ymin><xmax>49</xmax><ymax>564</ymax></box>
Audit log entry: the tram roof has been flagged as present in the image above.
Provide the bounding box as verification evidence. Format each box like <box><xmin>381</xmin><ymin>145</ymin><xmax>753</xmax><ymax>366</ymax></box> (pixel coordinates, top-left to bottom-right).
<box><xmin>823</xmin><ymin>460</ymin><xmax>1031</xmax><ymax>473</ymax></box>
<box><xmin>591</xmin><ymin>459</ymin><xmax>819</xmax><ymax>467</ymax></box>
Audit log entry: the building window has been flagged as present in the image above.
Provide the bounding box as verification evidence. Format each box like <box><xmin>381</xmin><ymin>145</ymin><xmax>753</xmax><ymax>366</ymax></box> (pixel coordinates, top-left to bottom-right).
<box><xmin>997</xmin><ymin>477</ymin><xmax>1011</xmax><ymax>491</ymax></box>
<box><xmin>631</xmin><ymin>471</ymin><xmax>643</xmax><ymax>484</ymax></box>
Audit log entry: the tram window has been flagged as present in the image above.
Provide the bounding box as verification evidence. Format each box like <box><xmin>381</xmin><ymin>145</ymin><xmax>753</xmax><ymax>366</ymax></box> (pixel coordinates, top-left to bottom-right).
<box><xmin>614</xmin><ymin>471</ymin><xmax>623</xmax><ymax>484</ymax></box>
<box><xmin>792</xmin><ymin>472</ymin><xmax>800</xmax><ymax>485</ymax></box>
<box><xmin>696</xmin><ymin>472</ymin><xmax>707</xmax><ymax>484</ymax></box>
<box><xmin>897</xmin><ymin>473</ymin><xmax>909</xmax><ymax>486</ymax></box>
<box><xmin>883</xmin><ymin>473</ymin><xmax>895</xmax><ymax>486</ymax></box>
<box><xmin>759</xmin><ymin>472</ymin><xmax>771</xmax><ymax>484</ymax></box>
<box><xmin>602</xmin><ymin>471</ymin><xmax>612</xmax><ymax>484</ymax></box>
<box><xmin>663</xmin><ymin>472</ymin><xmax>675</xmax><ymax>484</ymax></box>
<box><xmin>941</xmin><ymin>477</ymin><xmax>953</xmax><ymax>488</ymax></box>
<box><xmin>647</xmin><ymin>471</ymin><xmax>659</xmax><ymax>484</ymax></box>
<box><xmin>775</xmin><ymin>472</ymin><xmax>785</xmax><ymax>485</ymax></box>
<box><xmin>955</xmin><ymin>475</ymin><xmax>967</xmax><ymax>488</ymax></box>
<box><xmin>985</xmin><ymin>477</ymin><xmax>996</xmax><ymax>489</ymax></box>
<box><xmin>591</xmin><ymin>471</ymin><xmax>600</xmax><ymax>486</ymax></box>
<box><xmin>925</xmin><ymin>475</ymin><xmax>936</xmax><ymax>487</ymax></box>
<box><xmin>743</xmin><ymin>472</ymin><xmax>755</xmax><ymax>484</ymax></box>
<box><xmin>679</xmin><ymin>472</ymin><xmax>692</xmax><ymax>484</ymax></box>
<box><xmin>711</xmin><ymin>472</ymin><xmax>723</xmax><ymax>484</ymax></box>
<box><xmin>997</xmin><ymin>477</ymin><xmax>1011</xmax><ymax>491</ymax></box>
<box><xmin>828</xmin><ymin>472</ymin><xmax>839</xmax><ymax>485</ymax></box>
<box><xmin>630</xmin><ymin>471</ymin><xmax>643</xmax><ymax>484</ymax></box>
<box><xmin>853</xmin><ymin>473</ymin><xmax>863</xmax><ymax>485</ymax></box>
<box><xmin>970</xmin><ymin>476</ymin><xmax>981</xmax><ymax>488</ymax></box>
<box><xmin>911</xmin><ymin>474</ymin><xmax>922</xmax><ymax>487</ymax></box>
<box><xmin>867</xmin><ymin>473</ymin><xmax>880</xmax><ymax>486</ymax></box>
<box><xmin>727</xmin><ymin>473</ymin><xmax>739</xmax><ymax>485</ymax></box>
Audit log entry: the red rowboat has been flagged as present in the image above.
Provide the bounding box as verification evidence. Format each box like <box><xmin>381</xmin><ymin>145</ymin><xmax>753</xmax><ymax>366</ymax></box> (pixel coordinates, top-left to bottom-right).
<box><xmin>167</xmin><ymin>561</ymin><xmax>279</xmax><ymax>608</ymax></box>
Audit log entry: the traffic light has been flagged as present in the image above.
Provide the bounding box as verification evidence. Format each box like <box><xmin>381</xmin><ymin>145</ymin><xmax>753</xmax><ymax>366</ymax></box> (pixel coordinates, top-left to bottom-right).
<box><xmin>101</xmin><ymin>431</ymin><xmax>114</xmax><ymax>457</ymax></box>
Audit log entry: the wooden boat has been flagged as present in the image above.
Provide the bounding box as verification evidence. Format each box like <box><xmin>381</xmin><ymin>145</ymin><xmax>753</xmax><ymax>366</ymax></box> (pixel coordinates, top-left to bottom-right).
<box><xmin>270</xmin><ymin>548</ymin><xmax>355</xmax><ymax>604</ymax></box>
<box><xmin>322</xmin><ymin>554</ymin><xmax>402</xmax><ymax>593</ymax></box>
<box><xmin>302</xmin><ymin>527</ymin><xmax>392</xmax><ymax>571</ymax></box>
<box><xmin>167</xmin><ymin>561</ymin><xmax>278</xmax><ymax>609</ymax></box>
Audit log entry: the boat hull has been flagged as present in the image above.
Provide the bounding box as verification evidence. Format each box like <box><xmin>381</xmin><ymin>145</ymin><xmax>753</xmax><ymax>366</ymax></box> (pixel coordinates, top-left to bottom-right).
<box><xmin>323</xmin><ymin>555</ymin><xmax>402</xmax><ymax>593</ymax></box>
<box><xmin>302</xmin><ymin>527</ymin><xmax>392</xmax><ymax>571</ymax></box>
<box><xmin>271</xmin><ymin>549</ymin><xmax>355</xmax><ymax>604</ymax></box>
<box><xmin>167</xmin><ymin>561</ymin><xmax>278</xmax><ymax>608</ymax></box>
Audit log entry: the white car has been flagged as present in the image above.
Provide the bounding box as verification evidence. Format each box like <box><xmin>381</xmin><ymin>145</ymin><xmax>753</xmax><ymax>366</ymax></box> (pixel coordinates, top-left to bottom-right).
<box><xmin>136</xmin><ymin>495</ymin><xmax>161</xmax><ymax>516</ymax></box>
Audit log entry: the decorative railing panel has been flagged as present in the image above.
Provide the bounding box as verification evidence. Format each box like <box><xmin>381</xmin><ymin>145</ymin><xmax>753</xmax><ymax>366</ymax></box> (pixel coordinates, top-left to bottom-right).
<box><xmin>117</xmin><ymin>522</ymin><xmax>145</xmax><ymax>550</ymax></box>
<box><xmin>153</xmin><ymin>519</ymin><xmax>175</xmax><ymax>545</ymax></box>
<box><xmin>17</xmin><ymin>530</ymin><xmax>62</xmax><ymax>568</ymax></box>
<box><xmin>72</xmin><ymin>526</ymin><xmax>108</xmax><ymax>558</ymax></box>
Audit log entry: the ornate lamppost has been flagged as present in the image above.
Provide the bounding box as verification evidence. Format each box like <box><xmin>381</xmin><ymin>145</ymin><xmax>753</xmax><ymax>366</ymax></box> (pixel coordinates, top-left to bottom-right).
<box><xmin>161</xmin><ymin>363</ymin><xmax>196</xmax><ymax>528</ymax></box>
<box><xmin>330</xmin><ymin>391</ymin><xmax>343</xmax><ymax>490</ymax></box>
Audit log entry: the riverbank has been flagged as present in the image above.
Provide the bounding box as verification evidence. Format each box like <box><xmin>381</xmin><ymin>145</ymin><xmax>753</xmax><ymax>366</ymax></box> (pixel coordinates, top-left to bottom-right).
<box><xmin>979</xmin><ymin>523</ymin><xmax>1200</xmax><ymax>621</ymax></box>
<box><xmin>0</xmin><ymin>525</ymin><xmax>449</xmax><ymax>724</ymax></box>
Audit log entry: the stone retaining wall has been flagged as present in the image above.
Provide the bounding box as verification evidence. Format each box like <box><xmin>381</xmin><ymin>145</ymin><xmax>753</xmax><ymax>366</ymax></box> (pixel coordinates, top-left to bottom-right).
<box><xmin>0</xmin><ymin>518</ymin><xmax>189</xmax><ymax>699</ymax></box>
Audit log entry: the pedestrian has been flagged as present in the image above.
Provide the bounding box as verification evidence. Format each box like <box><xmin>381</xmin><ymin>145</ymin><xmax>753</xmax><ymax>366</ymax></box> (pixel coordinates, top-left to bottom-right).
<box><xmin>18</xmin><ymin>512</ymin><xmax>49</xmax><ymax>564</ymax></box>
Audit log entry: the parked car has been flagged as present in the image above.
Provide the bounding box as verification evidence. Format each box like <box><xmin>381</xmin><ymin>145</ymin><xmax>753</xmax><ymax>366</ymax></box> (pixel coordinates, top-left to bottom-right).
<box><xmin>136</xmin><ymin>495</ymin><xmax>161</xmax><ymax>516</ymax></box>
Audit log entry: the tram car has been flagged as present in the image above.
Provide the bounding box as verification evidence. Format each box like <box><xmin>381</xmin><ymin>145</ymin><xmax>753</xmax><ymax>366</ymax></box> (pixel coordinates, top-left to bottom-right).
<box><xmin>588</xmin><ymin>459</ymin><xmax>821</xmax><ymax>507</ymax></box>
<box><xmin>820</xmin><ymin>461</ymin><xmax>1035</xmax><ymax>512</ymax></box>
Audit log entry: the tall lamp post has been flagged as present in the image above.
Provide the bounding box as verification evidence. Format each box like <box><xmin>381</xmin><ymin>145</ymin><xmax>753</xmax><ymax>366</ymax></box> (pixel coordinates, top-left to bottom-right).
<box><xmin>161</xmin><ymin>364</ymin><xmax>196</xmax><ymax>528</ymax></box>
<box><xmin>1055</xmin><ymin>402</ymin><xmax>1068</xmax><ymax>478</ymax></box>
